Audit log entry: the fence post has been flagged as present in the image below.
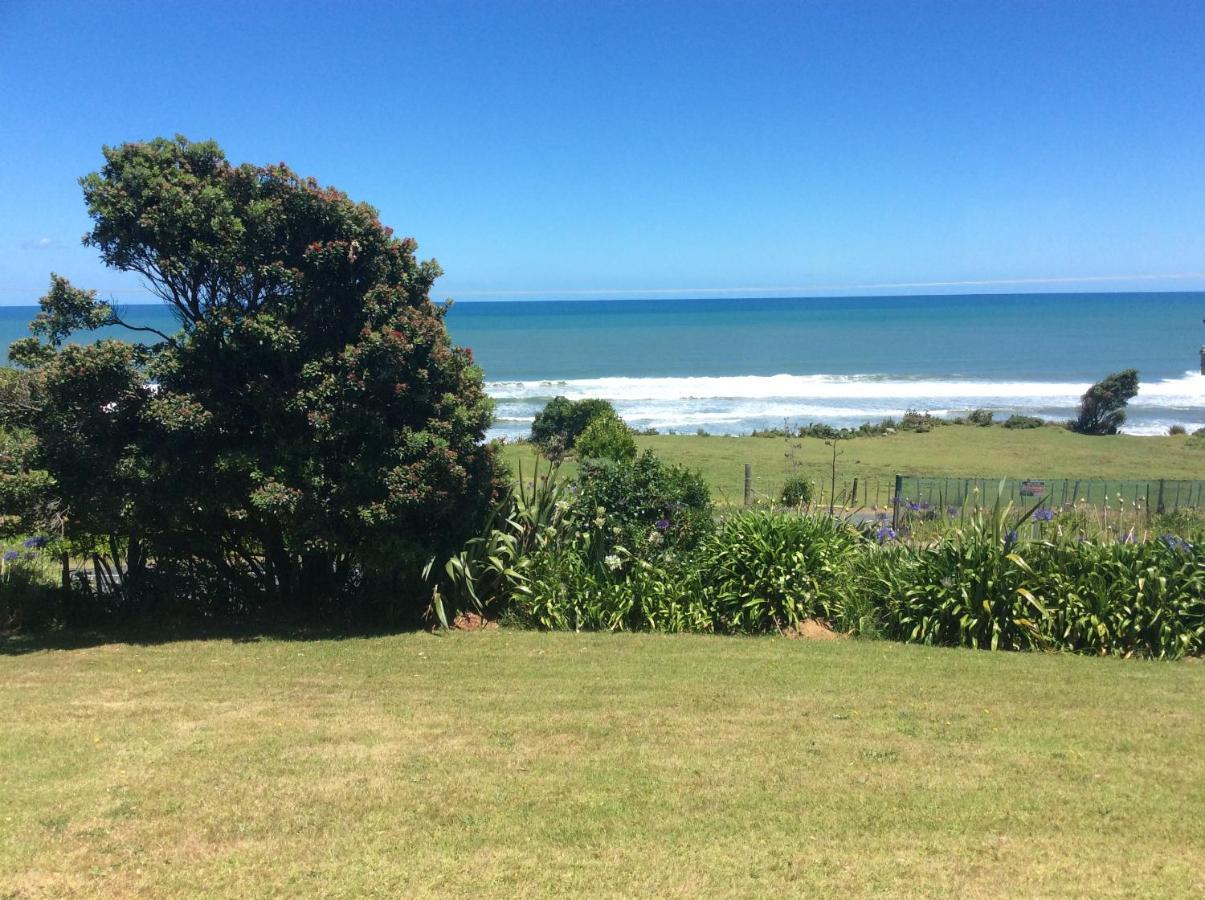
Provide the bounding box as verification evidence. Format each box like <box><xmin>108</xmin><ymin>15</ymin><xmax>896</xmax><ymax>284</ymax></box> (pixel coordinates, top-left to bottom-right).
<box><xmin>892</xmin><ymin>474</ymin><xmax>902</xmax><ymax>529</ymax></box>
<box><xmin>744</xmin><ymin>463</ymin><xmax>752</xmax><ymax>507</ymax></box>
<box><xmin>1156</xmin><ymin>479</ymin><xmax>1166</xmax><ymax>514</ymax></box>
<box><xmin>851</xmin><ymin>476</ymin><xmax>858</xmax><ymax>509</ymax></box>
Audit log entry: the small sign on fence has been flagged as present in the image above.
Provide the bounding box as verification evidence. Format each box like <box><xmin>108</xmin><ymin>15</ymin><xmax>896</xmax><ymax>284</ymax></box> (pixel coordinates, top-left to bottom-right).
<box><xmin>1019</xmin><ymin>480</ymin><xmax>1046</xmax><ymax>497</ymax></box>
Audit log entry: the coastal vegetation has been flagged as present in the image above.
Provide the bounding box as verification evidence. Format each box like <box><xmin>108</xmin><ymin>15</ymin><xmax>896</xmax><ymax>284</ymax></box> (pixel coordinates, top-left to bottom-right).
<box><xmin>503</xmin><ymin>428</ymin><xmax>1205</xmax><ymax>507</ymax></box>
<box><xmin>0</xmin><ymin>141</ymin><xmax>1199</xmax><ymax>662</ymax></box>
<box><xmin>529</xmin><ymin>396</ymin><xmax>618</xmax><ymax>458</ymax></box>
<box><xmin>0</xmin><ymin>137</ymin><xmax>500</xmax><ymax>624</ymax></box>
<box><xmin>435</xmin><ymin>456</ymin><xmax>1204</xmax><ymax>658</ymax></box>
<box><xmin>1071</xmin><ymin>368</ymin><xmax>1141</xmax><ymax>435</ymax></box>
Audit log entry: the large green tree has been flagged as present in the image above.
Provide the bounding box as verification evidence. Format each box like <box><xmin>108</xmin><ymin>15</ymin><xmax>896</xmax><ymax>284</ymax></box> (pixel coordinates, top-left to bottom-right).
<box><xmin>7</xmin><ymin>136</ymin><xmax>501</xmax><ymax>616</ymax></box>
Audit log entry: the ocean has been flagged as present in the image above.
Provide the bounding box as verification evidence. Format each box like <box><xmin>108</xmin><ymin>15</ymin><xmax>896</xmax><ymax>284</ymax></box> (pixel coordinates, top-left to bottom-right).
<box><xmin>3</xmin><ymin>292</ymin><xmax>1204</xmax><ymax>437</ymax></box>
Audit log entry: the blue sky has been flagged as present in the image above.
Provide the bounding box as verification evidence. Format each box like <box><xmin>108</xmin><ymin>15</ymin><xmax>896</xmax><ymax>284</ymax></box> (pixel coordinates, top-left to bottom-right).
<box><xmin>1</xmin><ymin>0</ymin><xmax>1203</xmax><ymax>303</ymax></box>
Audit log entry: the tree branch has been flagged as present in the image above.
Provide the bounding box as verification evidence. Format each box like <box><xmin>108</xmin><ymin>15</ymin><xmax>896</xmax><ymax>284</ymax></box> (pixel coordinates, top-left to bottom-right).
<box><xmin>107</xmin><ymin>306</ymin><xmax>178</xmax><ymax>348</ymax></box>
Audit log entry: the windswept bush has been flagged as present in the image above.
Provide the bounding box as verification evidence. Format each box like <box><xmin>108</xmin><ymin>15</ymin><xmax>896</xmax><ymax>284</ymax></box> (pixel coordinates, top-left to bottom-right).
<box><xmin>1072</xmin><ymin>369</ymin><xmax>1139</xmax><ymax>435</ymax></box>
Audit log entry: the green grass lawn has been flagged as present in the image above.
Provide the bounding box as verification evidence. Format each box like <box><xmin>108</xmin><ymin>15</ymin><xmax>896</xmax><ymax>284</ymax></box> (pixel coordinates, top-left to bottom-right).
<box><xmin>504</xmin><ymin>429</ymin><xmax>1205</xmax><ymax>505</ymax></box>
<box><xmin>2</xmin><ymin>631</ymin><xmax>1202</xmax><ymax>896</ymax></box>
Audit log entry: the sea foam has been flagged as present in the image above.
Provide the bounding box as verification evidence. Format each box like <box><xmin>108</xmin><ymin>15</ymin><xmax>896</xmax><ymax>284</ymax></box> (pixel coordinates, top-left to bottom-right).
<box><xmin>485</xmin><ymin>371</ymin><xmax>1205</xmax><ymax>437</ymax></box>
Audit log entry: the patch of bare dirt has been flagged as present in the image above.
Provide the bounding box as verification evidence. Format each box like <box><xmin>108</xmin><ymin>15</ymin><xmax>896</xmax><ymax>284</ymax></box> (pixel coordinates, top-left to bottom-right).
<box><xmin>781</xmin><ymin>619</ymin><xmax>841</xmax><ymax>641</ymax></box>
<box><xmin>451</xmin><ymin>612</ymin><xmax>499</xmax><ymax>631</ymax></box>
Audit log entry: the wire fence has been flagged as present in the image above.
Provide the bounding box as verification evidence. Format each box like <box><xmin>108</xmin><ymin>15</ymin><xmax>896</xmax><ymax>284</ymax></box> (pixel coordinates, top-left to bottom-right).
<box><xmin>892</xmin><ymin>475</ymin><xmax>1205</xmax><ymax>522</ymax></box>
<box><xmin>732</xmin><ymin>466</ymin><xmax>1205</xmax><ymax>521</ymax></box>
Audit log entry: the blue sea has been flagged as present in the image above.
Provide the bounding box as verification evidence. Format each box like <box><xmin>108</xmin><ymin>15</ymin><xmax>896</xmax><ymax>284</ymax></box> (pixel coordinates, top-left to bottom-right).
<box><xmin>3</xmin><ymin>292</ymin><xmax>1204</xmax><ymax>438</ymax></box>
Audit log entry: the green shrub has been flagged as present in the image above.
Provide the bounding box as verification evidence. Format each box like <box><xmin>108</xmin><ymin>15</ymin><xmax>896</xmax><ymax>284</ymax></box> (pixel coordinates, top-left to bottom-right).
<box><xmin>781</xmin><ymin>475</ymin><xmax>814</xmax><ymax>507</ymax></box>
<box><xmin>576</xmin><ymin>450</ymin><xmax>711</xmax><ymax>551</ymax></box>
<box><xmin>863</xmin><ymin>534</ymin><xmax>1048</xmax><ymax>652</ymax></box>
<box><xmin>1168</xmin><ymin>424</ymin><xmax>1187</xmax><ymax>436</ymax></box>
<box><xmin>697</xmin><ymin>511</ymin><xmax>860</xmax><ymax>633</ymax></box>
<box><xmin>575</xmin><ymin>412</ymin><xmax>637</xmax><ymax>462</ymax></box>
<box><xmin>433</xmin><ymin>458</ymin><xmax>580</xmax><ymax>627</ymax></box>
<box><xmin>1034</xmin><ymin>537</ymin><xmax>1204</xmax><ymax>659</ymax></box>
<box><xmin>530</xmin><ymin>397</ymin><xmax>617</xmax><ymax>451</ymax></box>
<box><xmin>967</xmin><ymin>408</ymin><xmax>994</xmax><ymax>427</ymax></box>
<box><xmin>1072</xmin><ymin>369</ymin><xmax>1139</xmax><ymax>435</ymax></box>
<box><xmin>0</xmin><ymin>550</ymin><xmax>61</xmax><ymax>631</ymax></box>
<box><xmin>898</xmin><ymin>410</ymin><xmax>947</xmax><ymax>432</ymax></box>
<box><xmin>1002</xmin><ymin>414</ymin><xmax>1044</xmax><ymax>429</ymax></box>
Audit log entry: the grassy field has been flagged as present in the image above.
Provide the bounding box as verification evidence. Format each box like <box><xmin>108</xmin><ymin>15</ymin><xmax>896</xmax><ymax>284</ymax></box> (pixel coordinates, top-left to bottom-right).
<box><xmin>1</xmin><ymin>630</ymin><xmax>1202</xmax><ymax>897</ymax></box>
<box><xmin>503</xmin><ymin>428</ymin><xmax>1205</xmax><ymax>505</ymax></box>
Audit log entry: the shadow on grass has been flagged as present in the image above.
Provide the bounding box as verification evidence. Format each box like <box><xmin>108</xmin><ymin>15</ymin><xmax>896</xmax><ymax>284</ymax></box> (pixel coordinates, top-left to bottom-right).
<box><xmin>0</xmin><ymin>619</ymin><xmax>423</xmax><ymax>656</ymax></box>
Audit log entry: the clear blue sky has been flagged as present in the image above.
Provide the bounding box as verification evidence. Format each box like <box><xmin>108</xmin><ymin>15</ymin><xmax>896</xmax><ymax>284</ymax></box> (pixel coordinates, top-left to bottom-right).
<box><xmin>2</xmin><ymin>0</ymin><xmax>1203</xmax><ymax>303</ymax></box>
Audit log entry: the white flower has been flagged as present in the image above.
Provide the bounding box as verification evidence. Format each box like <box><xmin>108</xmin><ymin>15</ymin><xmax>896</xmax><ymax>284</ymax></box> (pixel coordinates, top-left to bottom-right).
<box><xmin>604</xmin><ymin>554</ymin><xmax>622</xmax><ymax>572</ymax></box>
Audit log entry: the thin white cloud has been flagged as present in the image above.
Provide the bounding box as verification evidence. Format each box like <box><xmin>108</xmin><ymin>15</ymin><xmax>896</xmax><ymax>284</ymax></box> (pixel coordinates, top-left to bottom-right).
<box><xmin>18</xmin><ymin>237</ymin><xmax>62</xmax><ymax>251</ymax></box>
<box><xmin>444</xmin><ymin>272</ymin><xmax>1205</xmax><ymax>298</ymax></box>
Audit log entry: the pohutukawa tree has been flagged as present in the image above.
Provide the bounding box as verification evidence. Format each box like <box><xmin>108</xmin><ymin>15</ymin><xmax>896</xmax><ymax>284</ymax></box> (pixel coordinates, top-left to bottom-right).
<box><xmin>6</xmin><ymin>136</ymin><xmax>501</xmax><ymax>616</ymax></box>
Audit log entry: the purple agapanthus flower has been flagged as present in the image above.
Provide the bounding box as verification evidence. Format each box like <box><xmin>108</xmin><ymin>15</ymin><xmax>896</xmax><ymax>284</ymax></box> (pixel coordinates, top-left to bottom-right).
<box><xmin>1160</xmin><ymin>534</ymin><xmax>1193</xmax><ymax>552</ymax></box>
<box><xmin>3</xmin><ymin>550</ymin><xmax>19</xmax><ymax>563</ymax></box>
<box><xmin>907</xmin><ymin>502</ymin><xmax>922</xmax><ymax>512</ymax></box>
<box><xmin>1033</xmin><ymin>508</ymin><xmax>1054</xmax><ymax>522</ymax></box>
<box><xmin>21</xmin><ymin>535</ymin><xmax>49</xmax><ymax>549</ymax></box>
<box><xmin>1004</xmin><ymin>529</ymin><xmax>1018</xmax><ymax>548</ymax></box>
<box><xmin>875</xmin><ymin>526</ymin><xmax>897</xmax><ymax>544</ymax></box>
<box><xmin>654</xmin><ymin>518</ymin><xmax>670</xmax><ymax>531</ymax></box>
<box><xmin>947</xmin><ymin>505</ymin><xmax>959</xmax><ymax>517</ymax></box>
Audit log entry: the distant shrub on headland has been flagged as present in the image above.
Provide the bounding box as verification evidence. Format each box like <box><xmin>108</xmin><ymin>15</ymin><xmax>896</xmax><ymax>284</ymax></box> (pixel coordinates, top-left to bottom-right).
<box><xmin>1002</xmin><ymin>414</ymin><xmax>1045</xmax><ymax>429</ymax></box>
<box><xmin>752</xmin><ymin>410</ymin><xmax>948</xmax><ymax>439</ymax></box>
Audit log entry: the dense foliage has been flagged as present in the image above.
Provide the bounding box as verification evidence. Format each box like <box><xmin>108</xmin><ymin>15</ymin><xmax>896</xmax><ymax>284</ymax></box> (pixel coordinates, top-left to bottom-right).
<box><xmin>780</xmin><ymin>474</ymin><xmax>814</xmax><ymax>506</ymax></box>
<box><xmin>575</xmin><ymin>450</ymin><xmax>712</xmax><ymax>551</ymax></box>
<box><xmin>1002</xmin><ymin>414</ymin><xmax>1044</xmax><ymax>429</ymax></box>
<box><xmin>1</xmin><ymin>137</ymin><xmax>500</xmax><ymax>621</ymax></box>
<box><xmin>1072</xmin><ymin>369</ymin><xmax>1140</xmax><ymax>435</ymax></box>
<box><xmin>574</xmin><ymin>410</ymin><xmax>637</xmax><ymax>462</ymax></box>
<box><xmin>434</xmin><ymin>464</ymin><xmax>1204</xmax><ymax>659</ymax></box>
<box><xmin>529</xmin><ymin>396</ymin><xmax>617</xmax><ymax>455</ymax></box>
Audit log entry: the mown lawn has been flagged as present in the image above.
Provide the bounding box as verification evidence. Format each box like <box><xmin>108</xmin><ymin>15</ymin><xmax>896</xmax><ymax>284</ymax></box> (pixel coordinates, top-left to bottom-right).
<box><xmin>1</xmin><ymin>631</ymin><xmax>1202</xmax><ymax>897</ymax></box>
<box><xmin>504</xmin><ymin>429</ymin><xmax>1205</xmax><ymax>505</ymax></box>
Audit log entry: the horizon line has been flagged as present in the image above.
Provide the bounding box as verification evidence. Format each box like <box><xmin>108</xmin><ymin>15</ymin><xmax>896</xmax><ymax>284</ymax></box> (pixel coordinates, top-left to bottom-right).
<box><xmin>0</xmin><ymin>271</ymin><xmax>1203</xmax><ymax>305</ymax></box>
<box><xmin>442</xmin><ymin>272</ymin><xmax>1205</xmax><ymax>298</ymax></box>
